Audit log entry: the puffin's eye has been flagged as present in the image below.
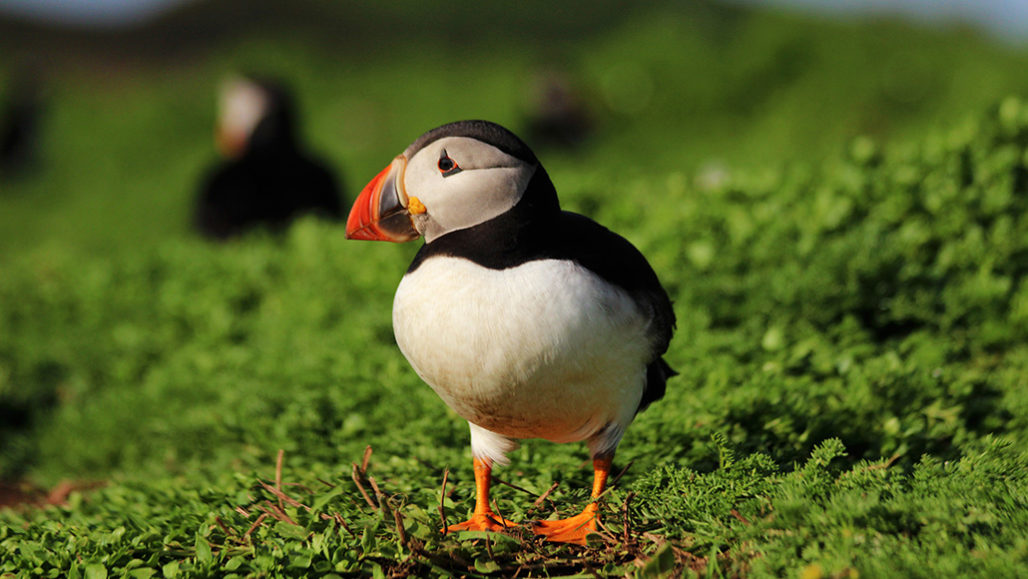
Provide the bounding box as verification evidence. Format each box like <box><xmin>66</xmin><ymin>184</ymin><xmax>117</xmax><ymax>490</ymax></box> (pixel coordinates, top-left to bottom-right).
<box><xmin>437</xmin><ymin>150</ymin><xmax>461</xmax><ymax>177</ymax></box>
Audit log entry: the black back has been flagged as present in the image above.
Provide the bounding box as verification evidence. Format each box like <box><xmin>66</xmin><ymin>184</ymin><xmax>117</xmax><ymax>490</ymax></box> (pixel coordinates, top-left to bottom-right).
<box><xmin>408</xmin><ymin>165</ymin><xmax>676</xmax><ymax>412</ymax></box>
<box><xmin>195</xmin><ymin>151</ymin><xmax>343</xmax><ymax>240</ymax></box>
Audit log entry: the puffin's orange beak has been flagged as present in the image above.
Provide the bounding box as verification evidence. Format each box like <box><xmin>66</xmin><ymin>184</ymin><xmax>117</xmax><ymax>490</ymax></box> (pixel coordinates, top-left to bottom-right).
<box><xmin>215</xmin><ymin>124</ymin><xmax>246</xmax><ymax>159</ymax></box>
<box><xmin>346</xmin><ymin>156</ymin><xmax>420</xmax><ymax>242</ymax></box>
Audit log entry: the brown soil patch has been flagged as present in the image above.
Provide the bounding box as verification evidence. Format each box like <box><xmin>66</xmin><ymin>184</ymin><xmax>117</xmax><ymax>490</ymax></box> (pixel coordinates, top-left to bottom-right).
<box><xmin>0</xmin><ymin>479</ymin><xmax>105</xmax><ymax>510</ymax></box>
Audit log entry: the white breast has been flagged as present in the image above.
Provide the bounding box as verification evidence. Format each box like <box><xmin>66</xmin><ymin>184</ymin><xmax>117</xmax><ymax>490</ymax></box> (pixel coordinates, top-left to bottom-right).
<box><xmin>392</xmin><ymin>256</ymin><xmax>652</xmax><ymax>446</ymax></box>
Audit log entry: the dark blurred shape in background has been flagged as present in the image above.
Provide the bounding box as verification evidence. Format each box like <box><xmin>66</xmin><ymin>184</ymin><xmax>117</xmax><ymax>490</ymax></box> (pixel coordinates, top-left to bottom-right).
<box><xmin>523</xmin><ymin>69</ymin><xmax>595</xmax><ymax>152</ymax></box>
<box><xmin>0</xmin><ymin>60</ymin><xmax>44</xmax><ymax>181</ymax></box>
<box><xmin>193</xmin><ymin>74</ymin><xmax>344</xmax><ymax>241</ymax></box>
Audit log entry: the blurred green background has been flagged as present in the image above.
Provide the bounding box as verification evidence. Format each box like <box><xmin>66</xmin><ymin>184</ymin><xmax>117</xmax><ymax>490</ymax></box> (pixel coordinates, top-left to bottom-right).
<box><xmin>2</xmin><ymin>0</ymin><xmax>1028</xmax><ymax>255</ymax></box>
<box><xmin>3</xmin><ymin>1</ymin><xmax>1028</xmax><ymax>576</ymax></box>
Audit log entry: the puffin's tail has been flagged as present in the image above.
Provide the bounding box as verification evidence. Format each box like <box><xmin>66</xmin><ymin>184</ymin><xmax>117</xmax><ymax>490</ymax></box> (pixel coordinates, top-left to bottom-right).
<box><xmin>638</xmin><ymin>358</ymin><xmax>677</xmax><ymax>414</ymax></box>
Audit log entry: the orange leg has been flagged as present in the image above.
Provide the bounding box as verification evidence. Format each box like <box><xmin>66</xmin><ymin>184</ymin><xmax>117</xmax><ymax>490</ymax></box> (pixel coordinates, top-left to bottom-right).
<box><xmin>445</xmin><ymin>457</ymin><xmax>517</xmax><ymax>533</ymax></box>
<box><xmin>531</xmin><ymin>455</ymin><xmax>612</xmax><ymax>545</ymax></box>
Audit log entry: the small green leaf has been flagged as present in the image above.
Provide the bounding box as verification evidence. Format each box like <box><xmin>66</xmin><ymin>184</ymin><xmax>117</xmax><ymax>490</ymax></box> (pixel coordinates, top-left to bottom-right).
<box><xmin>194</xmin><ymin>533</ymin><xmax>213</xmax><ymax>563</ymax></box>
<box><xmin>275</xmin><ymin>521</ymin><xmax>308</xmax><ymax>540</ymax></box>
<box><xmin>83</xmin><ymin>564</ymin><xmax>108</xmax><ymax>579</ymax></box>
<box><xmin>638</xmin><ymin>543</ymin><xmax>676</xmax><ymax>578</ymax></box>
<box><xmin>289</xmin><ymin>554</ymin><xmax>312</xmax><ymax>570</ymax></box>
<box><xmin>360</xmin><ymin>527</ymin><xmax>375</xmax><ymax>553</ymax></box>
<box><xmin>224</xmin><ymin>556</ymin><xmax>245</xmax><ymax>571</ymax></box>
<box><xmin>474</xmin><ymin>557</ymin><xmax>501</xmax><ymax>573</ymax></box>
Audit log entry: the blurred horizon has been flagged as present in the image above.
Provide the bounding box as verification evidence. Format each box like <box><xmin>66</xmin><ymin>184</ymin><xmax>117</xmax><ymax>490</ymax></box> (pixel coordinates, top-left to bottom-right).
<box><xmin>0</xmin><ymin>0</ymin><xmax>194</xmax><ymax>27</ymax></box>
<box><xmin>0</xmin><ymin>0</ymin><xmax>1025</xmax><ymax>44</ymax></box>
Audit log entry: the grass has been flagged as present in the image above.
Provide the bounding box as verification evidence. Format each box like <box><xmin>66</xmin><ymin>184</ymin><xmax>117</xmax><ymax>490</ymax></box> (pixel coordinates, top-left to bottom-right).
<box><xmin>3</xmin><ymin>1</ymin><xmax>1028</xmax><ymax>577</ymax></box>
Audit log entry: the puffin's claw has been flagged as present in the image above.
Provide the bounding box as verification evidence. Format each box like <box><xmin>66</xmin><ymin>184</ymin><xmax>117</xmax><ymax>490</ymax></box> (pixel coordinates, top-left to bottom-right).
<box><xmin>445</xmin><ymin>511</ymin><xmax>517</xmax><ymax>533</ymax></box>
<box><xmin>531</xmin><ymin>504</ymin><xmax>599</xmax><ymax>545</ymax></box>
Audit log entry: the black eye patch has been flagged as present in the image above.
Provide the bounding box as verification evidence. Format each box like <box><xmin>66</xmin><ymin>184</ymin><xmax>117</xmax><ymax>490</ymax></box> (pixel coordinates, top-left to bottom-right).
<box><xmin>437</xmin><ymin>149</ymin><xmax>462</xmax><ymax>177</ymax></box>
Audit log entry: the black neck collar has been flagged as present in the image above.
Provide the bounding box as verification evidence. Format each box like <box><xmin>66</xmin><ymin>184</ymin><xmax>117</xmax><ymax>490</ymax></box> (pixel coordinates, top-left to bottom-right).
<box><xmin>407</xmin><ymin>166</ymin><xmax>560</xmax><ymax>272</ymax></box>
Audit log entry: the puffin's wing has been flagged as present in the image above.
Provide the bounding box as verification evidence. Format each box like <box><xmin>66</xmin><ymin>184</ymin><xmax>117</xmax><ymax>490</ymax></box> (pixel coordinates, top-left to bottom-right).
<box><xmin>551</xmin><ymin>211</ymin><xmax>675</xmax><ymax>350</ymax></box>
<box><xmin>550</xmin><ymin>211</ymin><xmax>677</xmax><ymax>411</ymax></box>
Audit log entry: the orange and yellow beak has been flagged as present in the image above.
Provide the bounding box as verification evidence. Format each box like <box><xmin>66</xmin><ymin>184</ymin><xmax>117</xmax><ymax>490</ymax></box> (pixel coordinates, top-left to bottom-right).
<box><xmin>346</xmin><ymin>156</ymin><xmax>421</xmax><ymax>242</ymax></box>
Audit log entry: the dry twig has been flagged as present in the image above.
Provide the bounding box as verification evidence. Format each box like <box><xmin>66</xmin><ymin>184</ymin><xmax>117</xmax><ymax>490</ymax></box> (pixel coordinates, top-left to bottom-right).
<box><xmin>608</xmin><ymin>460</ymin><xmax>634</xmax><ymax>490</ymax></box>
<box><xmin>730</xmin><ymin>509</ymin><xmax>751</xmax><ymax>525</ymax></box>
<box><xmin>259</xmin><ymin>480</ymin><xmax>311</xmax><ymax>511</ymax></box>
<box><xmin>622</xmin><ymin>492</ymin><xmax>636</xmax><ymax>545</ymax></box>
<box><xmin>351</xmin><ymin>463</ymin><xmax>377</xmax><ymax>510</ymax></box>
<box><xmin>438</xmin><ymin>469</ymin><xmax>450</xmax><ymax>534</ymax></box>
<box><xmin>361</xmin><ymin>445</ymin><xmax>373</xmax><ymax>474</ymax></box>
<box><xmin>243</xmin><ymin>513</ymin><xmax>269</xmax><ymax>540</ymax></box>
<box><xmin>532</xmin><ymin>481</ymin><xmax>560</xmax><ymax>508</ymax></box>
<box><xmin>393</xmin><ymin>507</ymin><xmax>408</xmax><ymax>549</ymax></box>
<box><xmin>866</xmin><ymin>453</ymin><xmax>902</xmax><ymax>471</ymax></box>
<box><xmin>260</xmin><ymin>500</ymin><xmax>299</xmax><ymax>526</ymax></box>
<box><xmin>491</xmin><ymin>476</ymin><xmax>537</xmax><ymax>496</ymax></box>
<box><xmin>368</xmin><ymin>476</ymin><xmax>386</xmax><ymax>511</ymax></box>
<box><xmin>275</xmin><ymin>449</ymin><xmax>285</xmax><ymax>511</ymax></box>
<box><xmin>214</xmin><ymin>515</ymin><xmax>236</xmax><ymax>538</ymax></box>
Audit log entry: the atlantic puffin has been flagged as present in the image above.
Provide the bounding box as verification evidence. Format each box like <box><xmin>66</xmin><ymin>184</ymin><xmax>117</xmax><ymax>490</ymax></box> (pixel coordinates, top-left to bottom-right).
<box><xmin>346</xmin><ymin>120</ymin><xmax>676</xmax><ymax>545</ymax></box>
<box><xmin>193</xmin><ymin>75</ymin><xmax>344</xmax><ymax>240</ymax></box>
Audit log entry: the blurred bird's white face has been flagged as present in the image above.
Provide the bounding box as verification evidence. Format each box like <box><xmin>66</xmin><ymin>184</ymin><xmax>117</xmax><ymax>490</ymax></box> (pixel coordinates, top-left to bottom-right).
<box><xmin>216</xmin><ymin>78</ymin><xmax>268</xmax><ymax>158</ymax></box>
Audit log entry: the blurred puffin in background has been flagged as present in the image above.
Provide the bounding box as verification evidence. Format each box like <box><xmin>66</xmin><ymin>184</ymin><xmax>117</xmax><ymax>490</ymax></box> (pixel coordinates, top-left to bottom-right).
<box><xmin>346</xmin><ymin>120</ymin><xmax>676</xmax><ymax>545</ymax></box>
<box><xmin>193</xmin><ymin>74</ymin><xmax>344</xmax><ymax>240</ymax></box>
<box><xmin>0</xmin><ymin>63</ymin><xmax>44</xmax><ymax>181</ymax></box>
<box><xmin>523</xmin><ymin>69</ymin><xmax>594</xmax><ymax>151</ymax></box>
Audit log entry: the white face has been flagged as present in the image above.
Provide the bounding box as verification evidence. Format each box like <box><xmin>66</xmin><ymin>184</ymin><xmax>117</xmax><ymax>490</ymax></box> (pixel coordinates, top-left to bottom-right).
<box><xmin>218</xmin><ymin>78</ymin><xmax>268</xmax><ymax>151</ymax></box>
<box><xmin>402</xmin><ymin>136</ymin><xmax>537</xmax><ymax>243</ymax></box>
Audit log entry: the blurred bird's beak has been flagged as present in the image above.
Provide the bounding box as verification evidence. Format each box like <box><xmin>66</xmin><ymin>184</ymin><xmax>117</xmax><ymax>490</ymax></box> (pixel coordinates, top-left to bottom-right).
<box><xmin>346</xmin><ymin>156</ymin><xmax>420</xmax><ymax>242</ymax></box>
<box><xmin>215</xmin><ymin>124</ymin><xmax>246</xmax><ymax>158</ymax></box>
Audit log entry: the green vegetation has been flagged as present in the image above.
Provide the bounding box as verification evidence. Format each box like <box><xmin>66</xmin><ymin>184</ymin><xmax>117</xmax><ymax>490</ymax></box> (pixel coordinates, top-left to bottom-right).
<box><xmin>3</xmin><ymin>2</ymin><xmax>1028</xmax><ymax>577</ymax></box>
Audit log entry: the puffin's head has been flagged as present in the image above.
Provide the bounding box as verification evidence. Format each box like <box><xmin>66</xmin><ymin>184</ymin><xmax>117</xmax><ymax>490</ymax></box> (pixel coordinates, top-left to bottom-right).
<box><xmin>216</xmin><ymin>75</ymin><xmax>296</xmax><ymax>158</ymax></box>
<box><xmin>346</xmin><ymin>120</ymin><xmax>546</xmax><ymax>243</ymax></box>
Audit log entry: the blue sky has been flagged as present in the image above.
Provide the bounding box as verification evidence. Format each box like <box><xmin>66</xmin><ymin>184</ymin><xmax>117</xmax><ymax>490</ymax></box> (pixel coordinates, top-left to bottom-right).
<box><xmin>738</xmin><ymin>0</ymin><xmax>1028</xmax><ymax>43</ymax></box>
<box><xmin>0</xmin><ymin>0</ymin><xmax>1025</xmax><ymax>42</ymax></box>
<box><xmin>0</xmin><ymin>0</ymin><xmax>194</xmax><ymax>26</ymax></box>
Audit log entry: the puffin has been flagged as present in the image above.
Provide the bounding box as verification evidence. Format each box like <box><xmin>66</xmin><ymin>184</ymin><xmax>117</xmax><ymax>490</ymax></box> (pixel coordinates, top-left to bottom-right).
<box><xmin>523</xmin><ymin>70</ymin><xmax>594</xmax><ymax>150</ymax></box>
<box><xmin>346</xmin><ymin>120</ymin><xmax>676</xmax><ymax>545</ymax></box>
<box><xmin>193</xmin><ymin>75</ymin><xmax>344</xmax><ymax>240</ymax></box>
<box><xmin>0</xmin><ymin>66</ymin><xmax>43</xmax><ymax>179</ymax></box>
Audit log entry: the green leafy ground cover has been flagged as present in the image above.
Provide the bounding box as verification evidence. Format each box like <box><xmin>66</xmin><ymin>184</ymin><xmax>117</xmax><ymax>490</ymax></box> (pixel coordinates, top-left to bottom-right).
<box><xmin>3</xmin><ymin>2</ymin><xmax>1028</xmax><ymax>577</ymax></box>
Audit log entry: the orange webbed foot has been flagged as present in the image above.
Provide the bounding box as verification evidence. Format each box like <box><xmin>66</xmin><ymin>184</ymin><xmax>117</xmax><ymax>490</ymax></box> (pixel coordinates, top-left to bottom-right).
<box><xmin>531</xmin><ymin>504</ymin><xmax>599</xmax><ymax>545</ymax></box>
<box><xmin>443</xmin><ymin>457</ymin><xmax>518</xmax><ymax>535</ymax></box>
<box><xmin>446</xmin><ymin>511</ymin><xmax>518</xmax><ymax>534</ymax></box>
